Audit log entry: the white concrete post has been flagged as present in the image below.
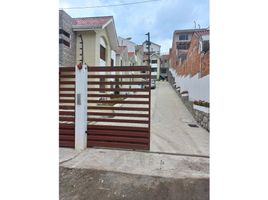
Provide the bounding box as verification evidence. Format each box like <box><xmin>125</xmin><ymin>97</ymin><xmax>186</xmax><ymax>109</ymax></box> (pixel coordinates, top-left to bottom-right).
<box><xmin>75</xmin><ymin>64</ymin><xmax>88</xmax><ymax>150</ymax></box>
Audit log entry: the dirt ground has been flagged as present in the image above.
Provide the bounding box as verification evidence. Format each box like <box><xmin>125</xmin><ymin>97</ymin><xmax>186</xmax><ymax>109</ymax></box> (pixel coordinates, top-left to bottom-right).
<box><xmin>59</xmin><ymin>167</ymin><xmax>209</xmax><ymax>200</ymax></box>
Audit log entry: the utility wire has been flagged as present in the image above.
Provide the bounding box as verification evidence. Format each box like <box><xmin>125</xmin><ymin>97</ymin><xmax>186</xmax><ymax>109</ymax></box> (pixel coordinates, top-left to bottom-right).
<box><xmin>60</xmin><ymin>0</ymin><xmax>161</xmax><ymax>10</ymax></box>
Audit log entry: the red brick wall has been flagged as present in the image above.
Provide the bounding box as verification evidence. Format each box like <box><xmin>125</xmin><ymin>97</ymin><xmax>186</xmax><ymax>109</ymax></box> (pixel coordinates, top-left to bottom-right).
<box><xmin>170</xmin><ymin>32</ymin><xmax>209</xmax><ymax>77</ymax></box>
<box><xmin>201</xmin><ymin>50</ymin><xmax>209</xmax><ymax>77</ymax></box>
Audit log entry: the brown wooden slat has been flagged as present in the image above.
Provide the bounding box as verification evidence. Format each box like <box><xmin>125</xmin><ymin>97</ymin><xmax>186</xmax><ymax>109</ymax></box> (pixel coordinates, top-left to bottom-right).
<box><xmin>87</xmin><ymin>112</ymin><xmax>149</xmax><ymax>118</ymax></box>
<box><xmin>60</xmin><ymin>81</ymin><xmax>75</xmax><ymax>85</ymax></box>
<box><xmin>59</xmin><ymin>93</ymin><xmax>75</xmax><ymax>97</ymax></box>
<box><xmin>87</xmin><ymin>94</ymin><xmax>149</xmax><ymax>98</ymax></box>
<box><xmin>88</xmin><ymin>66</ymin><xmax>150</xmax><ymax>72</ymax></box>
<box><xmin>88</xmin><ymin>135</ymin><xmax>149</xmax><ymax>144</ymax></box>
<box><xmin>60</xmin><ymin>105</ymin><xmax>75</xmax><ymax>110</ymax></box>
<box><xmin>87</xmin><ymin>106</ymin><xmax>149</xmax><ymax>111</ymax></box>
<box><xmin>59</xmin><ymin>74</ymin><xmax>75</xmax><ymax>78</ymax></box>
<box><xmin>59</xmin><ymin>67</ymin><xmax>75</xmax><ymax>72</ymax></box>
<box><xmin>59</xmin><ymin>135</ymin><xmax>75</xmax><ymax>141</ymax></box>
<box><xmin>60</xmin><ymin>117</ymin><xmax>75</xmax><ymax>122</ymax></box>
<box><xmin>87</xmin><ymin>141</ymin><xmax>149</xmax><ymax>150</ymax></box>
<box><xmin>88</xmin><ymin>88</ymin><xmax>149</xmax><ymax>92</ymax></box>
<box><xmin>88</xmin><ymin>74</ymin><xmax>150</xmax><ymax>79</ymax></box>
<box><xmin>88</xmin><ymin>81</ymin><xmax>149</xmax><ymax>85</ymax></box>
<box><xmin>59</xmin><ymin>111</ymin><xmax>75</xmax><ymax>116</ymax></box>
<box><xmin>59</xmin><ymin>129</ymin><xmax>75</xmax><ymax>135</ymax></box>
<box><xmin>88</xmin><ymin>118</ymin><xmax>149</xmax><ymax>124</ymax></box>
<box><xmin>60</xmin><ymin>99</ymin><xmax>75</xmax><ymax>103</ymax></box>
<box><xmin>87</xmin><ymin>129</ymin><xmax>148</xmax><ymax>138</ymax></box>
<box><xmin>59</xmin><ymin>141</ymin><xmax>74</xmax><ymax>148</ymax></box>
<box><xmin>88</xmin><ymin>100</ymin><xmax>149</xmax><ymax>104</ymax></box>
<box><xmin>60</xmin><ymin>88</ymin><xmax>75</xmax><ymax>91</ymax></box>
<box><xmin>59</xmin><ymin>124</ymin><xmax>75</xmax><ymax>129</ymax></box>
<box><xmin>88</xmin><ymin>125</ymin><xmax>149</xmax><ymax>132</ymax></box>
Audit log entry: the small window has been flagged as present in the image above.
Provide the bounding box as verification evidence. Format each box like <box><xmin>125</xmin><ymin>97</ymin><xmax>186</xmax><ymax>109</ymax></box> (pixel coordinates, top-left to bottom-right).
<box><xmin>177</xmin><ymin>42</ymin><xmax>190</xmax><ymax>50</ymax></box>
<box><xmin>100</xmin><ymin>45</ymin><xmax>106</xmax><ymax>61</ymax></box>
<box><xmin>202</xmin><ymin>40</ymin><xmax>209</xmax><ymax>52</ymax></box>
<box><xmin>59</xmin><ymin>29</ymin><xmax>70</xmax><ymax>38</ymax></box>
<box><xmin>59</xmin><ymin>38</ymin><xmax>70</xmax><ymax>47</ymax></box>
<box><xmin>161</xmin><ymin>68</ymin><xmax>167</xmax><ymax>73</ymax></box>
<box><xmin>151</xmin><ymin>60</ymin><xmax>157</xmax><ymax>64</ymax></box>
<box><xmin>179</xmin><ymin>34</ymin><xmax>189</xmax><ymax>40</ymax></box>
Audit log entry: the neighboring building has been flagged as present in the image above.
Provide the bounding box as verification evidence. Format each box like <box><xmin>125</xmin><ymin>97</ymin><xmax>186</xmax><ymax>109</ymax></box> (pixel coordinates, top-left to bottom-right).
<box><xmin>117</xmin><ymin>37</ymin><xmax>144</xmax><ymax>66</ymax></box>
<box><xmin>116</xmin><ymin>46</ymin><xmax>129</xmax><ymax>66</ymax></box>
<box><xmin>135</xmin><ymin>45</ymin><xmax>144</xmax><ymax>65</ymax></box>
<box><xmin>59</xmin><ymin>10</ymin><xmax>76</xmax><ymax>67</ymax></box>
<box><xmin>118</xmin><ymin>36</ymin><xmax>136</xmax><ymax>52</ymax></box>
<box><xmin>160</xmin><ymin>54</ymin><xmax>170</xmax><ymax>80</ymax></box>
<box><xmin>169</xmin><ymin>28</ymin><xmax>210</xmax><ymax>102</ymax></box>
<box><xmin>142</xmin><ymin>41</ymin><xmax>161</xmax><ymax>55</ymax></box>
<box><xmin>59</xmin><ymin>10</ymin><xmax>118</xmax><ymax>67</ymax></box>
<box><xmin>142</xmin><ymin>41</ymin><xmax>161</xmax><ymax>80</ymax></box>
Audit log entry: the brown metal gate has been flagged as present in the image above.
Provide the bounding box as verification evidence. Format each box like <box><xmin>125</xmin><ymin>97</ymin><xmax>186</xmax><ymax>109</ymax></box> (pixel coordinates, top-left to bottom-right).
<box><xmin>59</xmin><ymin>67</ymin><xmax>75</xmax><ymax>148</ymax></box>
<box><xmin>87</xmin><ymin>66</ymin><xmax>151</xmax><ymax>150</ymax></box>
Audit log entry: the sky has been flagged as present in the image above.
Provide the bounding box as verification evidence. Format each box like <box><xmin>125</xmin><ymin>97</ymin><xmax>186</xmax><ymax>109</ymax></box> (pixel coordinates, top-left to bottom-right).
<box><xmin>59</xmin><ymin>0</ymin><xmax>209</xmax><ymax>54</ymax></box>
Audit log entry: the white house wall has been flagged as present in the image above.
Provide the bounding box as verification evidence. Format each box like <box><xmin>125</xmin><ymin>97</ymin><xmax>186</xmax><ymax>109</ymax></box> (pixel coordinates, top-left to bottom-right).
<box><xmin>170</xmin><ymin>68</ymin><xmax>209</xmax><ymax>102</ymax></box>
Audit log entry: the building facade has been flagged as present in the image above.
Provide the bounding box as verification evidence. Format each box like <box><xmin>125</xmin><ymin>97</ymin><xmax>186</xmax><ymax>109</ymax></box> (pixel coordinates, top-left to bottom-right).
<box><xmin>160</xmin><ymin>54</ymin><xmax>170</xmax><ymax>80</ymax></box>
<box><xmin>59</xmin><ymin>10</ymin><xmax>118</xmax><ymax>67</ymax></box>
<box><xmin>169</xmin><ymin>28</ymin><xmax>210</xmax><ymax>102</ymax></box>
<box><xmin>142</xmin><ymin>41</ymin><xmax>161</xmax><ymax>80</ymax></box>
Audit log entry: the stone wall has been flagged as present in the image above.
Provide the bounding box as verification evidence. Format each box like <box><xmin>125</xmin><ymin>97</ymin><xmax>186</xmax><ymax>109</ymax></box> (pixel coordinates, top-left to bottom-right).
<box><xmin>168</xmin><ymin>70</ymin><xmax>210</xmax><ymax>131</ymax></box>
<box><xmin>59</xmin><ymin>10</ymin><xmax>76</xmax><ymax>67</ymax></box>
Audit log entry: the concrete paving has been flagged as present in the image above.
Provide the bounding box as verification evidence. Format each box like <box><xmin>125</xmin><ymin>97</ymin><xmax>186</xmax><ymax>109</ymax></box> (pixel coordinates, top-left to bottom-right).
<box><xmin>150</xmin><ymin>81</ymin><xmax>209</xmax><ymax>156</ymax></box>
<box><xmin>59</xmin><ymin>148</ymin><xmax>82</xmax><ymax>163</ymax></box>
<box><xmin>61</xmin><ymin>148</ymin><xmax>208</xmax><ymax>179</ymax></box>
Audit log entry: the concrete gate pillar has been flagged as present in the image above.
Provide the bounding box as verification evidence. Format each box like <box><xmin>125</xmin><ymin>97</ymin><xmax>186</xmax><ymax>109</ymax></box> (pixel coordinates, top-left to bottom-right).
<box><xmin>75</xmin><ymin>64</ymin><xmax>88</xmax><ymax>150</ymax></box>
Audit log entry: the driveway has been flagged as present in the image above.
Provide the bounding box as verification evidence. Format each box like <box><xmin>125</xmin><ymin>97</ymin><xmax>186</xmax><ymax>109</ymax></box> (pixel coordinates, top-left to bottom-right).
<box><xmin>150</xmin><ymin>81</ymin><xmax>209</xmax><ymax>156</ymax></box>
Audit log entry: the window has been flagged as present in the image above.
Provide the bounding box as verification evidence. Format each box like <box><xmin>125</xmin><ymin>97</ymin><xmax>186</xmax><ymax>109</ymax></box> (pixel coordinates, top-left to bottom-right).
<box><xmin>59</xmin><ymin>38</ymin><xmax>70</xmax><ymax>47</ymax></box>
<box><xmin>179</xmin><ymin>34</ymin><xmax>189</xmax><ymax>40</ymax></box>
<box><xmin>202</xmin><ymin>40</ymin><xmax>209</xmax><ymax>52</ymax></box>
<box><xmin>178</xmin><ymin>53</ymin><xmax>187</xmax><ymax>62</ymax></box>
<box><xmin>111</xmin><ymin>59</ymin><xmax>114</xmax><ymax>67</ymax></box>
<box><xmin>100</xmin><ymin>45</ymin><xmax>106</xmax><ymax>61</ymax></box>
<box><xmin>151</xmin><ymin>68</ymin><xmax>157</xmax><ymax>72</ymax></box>
<box><xmin>161</xmin><ymin>68</ymin><xmax>167</xmax><ymax>73</ymax></box>
<box><xmin>59</xmin><ymin>28</ymin><xmax>70</xmax><ymax>38</ymax></box>
<box><xmin>151</xmin><ymin>60</ymin><xmax>157</xmax><ymax>64</ymax></box>
<box><xmin>177</xmin><ymin>42</ymin><xmax>190</xmax><ymax>50</ymax></box>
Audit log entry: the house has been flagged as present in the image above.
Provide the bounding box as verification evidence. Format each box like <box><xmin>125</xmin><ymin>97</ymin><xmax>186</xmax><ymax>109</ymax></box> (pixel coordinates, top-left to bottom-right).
<box><xmin>116</xmin><ymin>46</ymin><xmax>129</xmax><ymax>66</ymax></box>
<box><xmin>59</xmin><ymin>10</ymin><xmax>118</xmax><ymax>67</ymax></box>
<box><xmin>118</xmin><ymin>37</ymin><xmax>144</xmax><ymax>66</ymax></box>
<box><xmin>160</xmin><ymin>54</ymin><xmax>170</xmax><ymax>80</ymax></box>
<box><xmin>169</xmin><ymin>28</ymin><xmax>210</xmax><ymax>102</ymax></box>
<box><xmin>142</xmin><ymin>41</ymin><xmax>161</xmax><ymax>80</ymax></box>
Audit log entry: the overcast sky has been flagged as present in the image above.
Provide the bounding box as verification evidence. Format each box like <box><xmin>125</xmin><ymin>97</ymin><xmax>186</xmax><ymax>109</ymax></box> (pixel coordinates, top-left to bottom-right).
<box><xmin>59</xmin><ymin>0</ymin><xmax>209</xmax><ymax>54</ymax></box>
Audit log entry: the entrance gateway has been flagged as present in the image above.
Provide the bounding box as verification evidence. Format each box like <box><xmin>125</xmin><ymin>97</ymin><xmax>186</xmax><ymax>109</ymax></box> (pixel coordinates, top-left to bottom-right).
<box><xmin>59</xmin><ymin>65</ymin><xmax>151</xmax><ymax>150</ymax></box>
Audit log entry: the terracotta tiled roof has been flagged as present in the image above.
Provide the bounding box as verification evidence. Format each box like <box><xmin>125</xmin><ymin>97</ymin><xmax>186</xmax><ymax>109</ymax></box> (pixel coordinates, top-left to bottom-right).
<box><xmin>128</xmin><ymin>52</ymin><xmax>134</xmax><ymax>58</ymax></box>
<box><xmin>72</xmin><ymin>16</ymin><xmax>113</xmax><ymax>27</ymax></box>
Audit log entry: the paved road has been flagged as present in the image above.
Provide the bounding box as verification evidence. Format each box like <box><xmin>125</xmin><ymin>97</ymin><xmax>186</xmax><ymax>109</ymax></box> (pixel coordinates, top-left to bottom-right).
<box><xmin>150</xmin><ymin>81</ymin><xmax>209</xmax><ymax>156</ymax></box>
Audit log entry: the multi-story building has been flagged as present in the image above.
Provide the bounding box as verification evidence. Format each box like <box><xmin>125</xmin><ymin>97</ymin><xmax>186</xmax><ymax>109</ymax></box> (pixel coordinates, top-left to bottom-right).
<box><xmin>169</xmin><ymin>28</ymin><xmax>209</xmax><ymax>102</ymax></box>
<box><xmin>142</xmin><ymin>41</ymin><xmax>161</xmax><ymax>80</ymax></box>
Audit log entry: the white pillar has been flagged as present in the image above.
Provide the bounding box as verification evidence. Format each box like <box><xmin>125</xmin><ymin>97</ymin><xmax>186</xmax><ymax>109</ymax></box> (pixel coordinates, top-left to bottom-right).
<box><xmin>75</xmin><ymin>64</ymin><xmax>88</xmax><ymax>150</ymax></box>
